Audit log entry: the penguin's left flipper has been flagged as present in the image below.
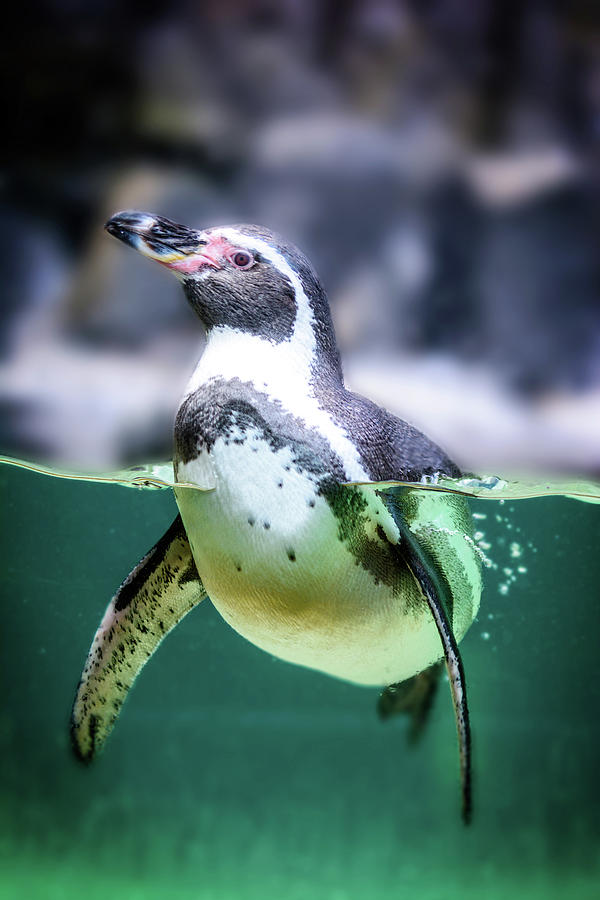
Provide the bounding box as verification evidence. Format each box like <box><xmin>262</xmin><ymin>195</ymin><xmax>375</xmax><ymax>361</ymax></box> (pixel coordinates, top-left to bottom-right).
<box><xmin>71</xmin><ymin>514</ymin><xmax>206</xmax><ymax>763</ymax></box>
<box><xmin>378</xmin><ymin>661</ymin><xmax>443</xmax><ymax>743</ymax></box>
<box><xmin>378</xmin><ymin>489</ymin><xmax>472</xmax><ymax>825</ymax></box>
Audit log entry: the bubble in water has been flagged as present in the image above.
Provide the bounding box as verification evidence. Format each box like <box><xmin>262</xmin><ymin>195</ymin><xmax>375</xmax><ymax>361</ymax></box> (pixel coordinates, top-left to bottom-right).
<box><xmin>481</xmin><ymin>631</ymin><xmax>491</xmax><ymax>641</ymax></box>
<box><xmin>467</xmin><ymin>494</ymin><xmax>537</xmax><ymax>599</ymax></box>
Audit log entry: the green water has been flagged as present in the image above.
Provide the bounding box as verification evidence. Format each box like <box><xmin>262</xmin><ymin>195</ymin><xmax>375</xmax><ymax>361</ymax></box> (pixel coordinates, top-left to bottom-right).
<box><xmin>1</xmin><ymin>464</ymin><xmax>599</xmax><ymax>899</ymax></box>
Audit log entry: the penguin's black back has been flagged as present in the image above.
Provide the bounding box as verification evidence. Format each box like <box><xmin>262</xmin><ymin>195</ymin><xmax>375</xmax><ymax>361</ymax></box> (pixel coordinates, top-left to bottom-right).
<box><xmin>315</xmin><ymin>386</ymin><xmax>461</xmax><ymax>482</ymax></box>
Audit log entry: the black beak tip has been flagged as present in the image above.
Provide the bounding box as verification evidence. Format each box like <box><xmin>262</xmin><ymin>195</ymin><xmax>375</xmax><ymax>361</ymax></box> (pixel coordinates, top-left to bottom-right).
<box><xmin>104</xmin><ymin>220</ymin><xmax>134</xmax><ymax>248</ymax></box>
<box><xmin>104</xmin><ymin>210</ymin><xmax>157</xmax><ymax>243</ymax></box>
<box><xmin>104</xmin><ymin>219</ymin><xmax>121</xmax><ymax>238</ymax></box>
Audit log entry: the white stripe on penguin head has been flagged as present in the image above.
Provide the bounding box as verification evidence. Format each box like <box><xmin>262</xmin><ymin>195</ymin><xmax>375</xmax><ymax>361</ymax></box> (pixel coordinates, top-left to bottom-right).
<box><xmin>216</xmin><ymin>227</ymin><xmax>318</xmax><ymax>356</ymax></box>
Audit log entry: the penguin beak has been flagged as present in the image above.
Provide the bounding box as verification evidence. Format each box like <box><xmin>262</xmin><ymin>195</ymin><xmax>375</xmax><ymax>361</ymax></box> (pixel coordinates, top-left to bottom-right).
<box><xmin>105</xmin><ymin>210</ymin><xmax>221</xmax><ymax>273</ymax></box>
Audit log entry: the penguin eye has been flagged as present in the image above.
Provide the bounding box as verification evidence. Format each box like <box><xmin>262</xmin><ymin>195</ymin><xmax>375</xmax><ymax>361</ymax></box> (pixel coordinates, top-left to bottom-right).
<box><xmin>230</xmin><ymin>250</ymin><xmax>254</xmax><ymax>270</ymax></box>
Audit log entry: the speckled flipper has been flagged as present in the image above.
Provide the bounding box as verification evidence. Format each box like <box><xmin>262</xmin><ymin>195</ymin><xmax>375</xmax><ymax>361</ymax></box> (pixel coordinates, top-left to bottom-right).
<box><xmin>71</xmin><ymin>514</ymin><xmax>206</xmax><ymax>762</ymax></box>
<box><xmin>379</xmin><ymin>489</ymin><xmax>473</xmax><ymax>824</ymax></box>
<box><xmin>378</xmin><ymin>662</ymin><xmax>443</xmax><ymax>742</ymax></box>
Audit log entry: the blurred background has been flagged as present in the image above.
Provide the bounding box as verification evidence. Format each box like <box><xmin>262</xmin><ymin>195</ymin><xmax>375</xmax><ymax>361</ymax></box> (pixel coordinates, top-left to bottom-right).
<box><xmin>1</xmin><ymin>0</ymin><xmax>599</xmax><ymax>475</ymax></box>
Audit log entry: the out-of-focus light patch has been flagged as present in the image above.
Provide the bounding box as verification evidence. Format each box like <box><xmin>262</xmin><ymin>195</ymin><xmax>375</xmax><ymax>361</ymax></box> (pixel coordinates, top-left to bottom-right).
<box><xmin>383</xmin><ymin>226</ymin><xmax>431</xmax><ymax>293</ymax></box>
<box><xmin>465</xmin><ymin>146</ymin><xmax>580</xmax><ymax>208</ymax></box>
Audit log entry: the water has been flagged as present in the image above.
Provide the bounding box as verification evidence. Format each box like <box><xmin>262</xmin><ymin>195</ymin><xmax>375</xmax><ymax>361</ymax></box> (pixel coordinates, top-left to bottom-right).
<box><xmin>1</xmin><ymin>459</ymin><xmax>599</xmax><ymax>899</ymax></box>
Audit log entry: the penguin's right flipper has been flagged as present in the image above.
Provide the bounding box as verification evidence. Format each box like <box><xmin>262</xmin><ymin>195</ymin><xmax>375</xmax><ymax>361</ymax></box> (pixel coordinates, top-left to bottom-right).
<box><xmin>71</xmin><ymin>514</ymin><xmax>206</xmax><ymax>763</ymax></box>
<box><xmin>379</xmin><ymin>489</ymin><xmax>473</xmax><ymax>824</ymax></box>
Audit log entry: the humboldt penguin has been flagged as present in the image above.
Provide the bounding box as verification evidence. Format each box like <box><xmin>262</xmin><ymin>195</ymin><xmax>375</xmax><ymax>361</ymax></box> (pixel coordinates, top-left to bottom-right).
<box><xmin>71</xmin><ymin>211</ymin><xmax>482</xmax><ymax>822</ymax></box>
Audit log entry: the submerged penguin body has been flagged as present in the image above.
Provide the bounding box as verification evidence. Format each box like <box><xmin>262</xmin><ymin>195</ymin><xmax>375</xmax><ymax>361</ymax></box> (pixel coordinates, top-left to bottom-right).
<box><xmin>71</xmin><ymin>212</ymin><xmax>482</xmax><ymax>821</ymax></box>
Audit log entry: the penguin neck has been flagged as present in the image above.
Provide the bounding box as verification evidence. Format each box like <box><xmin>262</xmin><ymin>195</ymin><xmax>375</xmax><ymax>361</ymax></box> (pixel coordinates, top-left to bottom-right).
<box><xmin>186</xmin><ymin>321</ymin><xmax>344</xmax><ymax>405</ymax></box>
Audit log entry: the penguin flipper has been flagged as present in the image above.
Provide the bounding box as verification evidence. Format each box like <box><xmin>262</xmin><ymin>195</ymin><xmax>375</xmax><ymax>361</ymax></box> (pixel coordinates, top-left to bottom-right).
<box><xmin>378</xmin><ymin>489</ymin><xmax>473</xmax><ymax>825</ymax></box>
<box><xmin>378</xmin><ymin>661</ymin><xmax>443</xmax><ymax>742</ymax></box>
<box><xmin>71</xmin><ymin>514</ymin><xmax>206</xmax><ymax>763</ymax></box>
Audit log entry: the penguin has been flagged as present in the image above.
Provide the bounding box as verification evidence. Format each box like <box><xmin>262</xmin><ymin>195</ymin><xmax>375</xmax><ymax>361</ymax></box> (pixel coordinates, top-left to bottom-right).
<box><xmin>71</xmin><ymin>211</ymin><xmax>482</xmax><ymax>822</ymax></box>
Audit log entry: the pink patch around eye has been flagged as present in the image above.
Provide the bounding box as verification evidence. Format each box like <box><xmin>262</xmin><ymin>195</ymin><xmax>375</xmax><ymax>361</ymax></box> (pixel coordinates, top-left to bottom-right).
<box><xmin>165</xmin><ymin>255</ymin><xmax>218</xmax><ymax>274</ymax></box>
<box><xmin>164</xmin><ymin>235</ymin><xmax>234</xmax><ymax>274</ymax></box>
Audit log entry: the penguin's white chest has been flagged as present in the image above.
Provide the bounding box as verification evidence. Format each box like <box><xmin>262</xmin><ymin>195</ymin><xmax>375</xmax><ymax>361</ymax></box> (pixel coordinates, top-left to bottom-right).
<box><xmin>175</xmin><ymin>428</ymin><xmax>445</xmax><ymax>687</ymax></box>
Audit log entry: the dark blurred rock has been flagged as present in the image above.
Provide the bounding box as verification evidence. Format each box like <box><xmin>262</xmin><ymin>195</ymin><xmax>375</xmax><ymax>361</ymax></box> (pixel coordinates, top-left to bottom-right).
<box><xmin>0</xmin><ymin>207</ymin><xmax>69</xmax><ymax>356</ymax></box>
<box><xmin>475</xmin><ymin>181</ymin><xmax>600</xmax><ymax>396</ymax></box>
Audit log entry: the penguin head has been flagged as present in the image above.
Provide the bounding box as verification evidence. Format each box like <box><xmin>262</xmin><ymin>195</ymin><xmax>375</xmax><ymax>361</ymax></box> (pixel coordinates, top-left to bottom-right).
<box><xmin>105</xmin><ymin>211</ymin><xmax>339</xmax><ymax>365</ymax></box>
